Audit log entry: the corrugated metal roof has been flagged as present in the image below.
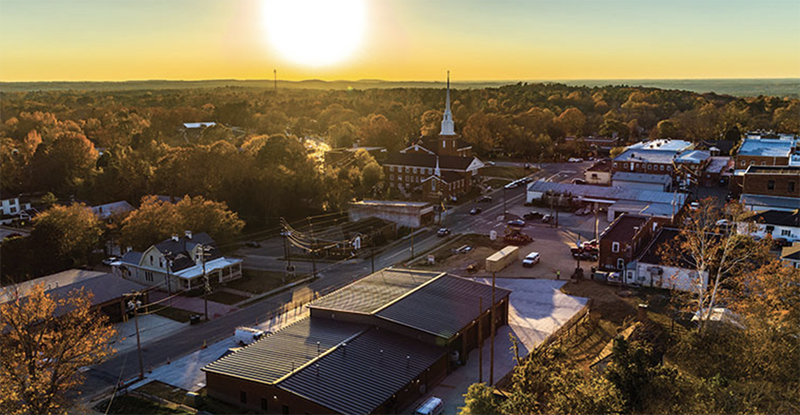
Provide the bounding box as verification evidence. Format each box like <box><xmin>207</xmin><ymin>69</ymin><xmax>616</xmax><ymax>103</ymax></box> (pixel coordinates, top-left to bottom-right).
<box><xmin>612</xmin><ymin>172</ymin><xmax>671</xmax><ymax>185</ymax></box>
<box><xmin>738</xmin><ymin>139</ymin><xmax>793</xmax><ymax>157</ymax></box>
<box><xmin>279</xmin><ymin>327</ymin><xmax>446</xmax><ymax>415</ymax></box>
<box><xmin>308</xmin><ymin>268</ymin><xmax>442</xmax><ymax>314</ymax></box>
<box><xmin>376</xmin><ymin>275</ymin><xmax>511</xmax><ymax>339</ymax></box>
<box><xmin>202</xmin><ymin>317</ymin><xmax>366</xmax><ymax>384</ymax></box>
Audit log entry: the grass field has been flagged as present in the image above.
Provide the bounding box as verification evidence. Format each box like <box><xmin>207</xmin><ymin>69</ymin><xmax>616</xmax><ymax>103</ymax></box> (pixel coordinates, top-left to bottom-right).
<box><xmin>206</xmin><ymin>290</ymin><xmax>249</xmax><ymax>305</ymax></box>
<box><xmin>153</xmin><ymin>307</ymin><xmax>195</xmax><ymax>323</ymax></box>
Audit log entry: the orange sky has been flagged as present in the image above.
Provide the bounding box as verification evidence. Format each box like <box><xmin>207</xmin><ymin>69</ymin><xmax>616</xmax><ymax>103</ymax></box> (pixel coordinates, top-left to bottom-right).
<box><xmin>1</xmin><ymin>0</ymin><xmax>798</xmax><ymax>82</ymax></box>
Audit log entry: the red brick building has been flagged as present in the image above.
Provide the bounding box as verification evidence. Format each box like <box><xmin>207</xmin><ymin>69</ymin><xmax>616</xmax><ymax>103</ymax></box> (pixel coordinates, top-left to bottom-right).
<box><xmin>382</xmin><ymin>73</ymin><xmax>484</xmax><ymax>202</ymax></box>
<box><xmin>599</xmin><ymin>214</ymin><xmax>657</xmax><ymax>271</ymax></box>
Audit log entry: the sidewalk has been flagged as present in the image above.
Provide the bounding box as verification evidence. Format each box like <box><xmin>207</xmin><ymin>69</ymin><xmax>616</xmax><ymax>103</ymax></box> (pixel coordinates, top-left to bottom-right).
<box><xmin>110</xmin><ymin>314</ymin><xmax>186</xmax><ymax>355</ymax></box>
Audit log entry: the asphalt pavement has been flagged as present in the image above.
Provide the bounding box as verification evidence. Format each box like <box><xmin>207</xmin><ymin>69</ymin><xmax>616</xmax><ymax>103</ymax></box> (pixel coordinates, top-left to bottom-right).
<box><xmin>80</xmin><ymin>161</ymin><xmax>591</xmax><ymax>401</ymax></box>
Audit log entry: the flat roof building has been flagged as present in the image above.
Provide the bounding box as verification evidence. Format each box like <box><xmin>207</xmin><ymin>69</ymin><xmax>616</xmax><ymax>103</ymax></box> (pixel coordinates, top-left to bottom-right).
<box><xmin>203</xmin><ymin>268</ymin><xmax>511</xmax><ymax>415</ymax></box>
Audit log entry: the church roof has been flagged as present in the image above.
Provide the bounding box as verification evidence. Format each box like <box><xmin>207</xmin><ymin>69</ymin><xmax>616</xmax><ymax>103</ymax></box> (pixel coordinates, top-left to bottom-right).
<box><xmin>384</xmin><ymin>153</ymin><xmax>477</xmax><ymax>171</ymax></box>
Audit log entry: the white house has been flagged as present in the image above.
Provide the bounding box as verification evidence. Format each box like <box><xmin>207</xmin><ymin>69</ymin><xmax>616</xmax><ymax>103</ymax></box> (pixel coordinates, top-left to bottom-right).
<box><xmin>737</xmin><ymin>209</ymin><xmax>800</xmax><ymax>243</ymax></box>
<box><xmin>781</xmin><ymin>243</ymin><xmax>800</xmax><ymax>269</ymax></box>
<box><xmin>628</xmin><ymin>228</ymin><xmax>709</xmax><ymax>293</ymax></box>
<box><xmin>0</xmin><ymin>196</ymin><xmax>32</xmax><ymax>224</ymax></box>
<box><xmin>115</xmin><ymin>231</ymin><xmax>242</xmax><ymax>291</ymax></box>
<box><xmin>91</xmin><ymin>200</ymin><xmax>135</xmax><ymax>221</ymax></box>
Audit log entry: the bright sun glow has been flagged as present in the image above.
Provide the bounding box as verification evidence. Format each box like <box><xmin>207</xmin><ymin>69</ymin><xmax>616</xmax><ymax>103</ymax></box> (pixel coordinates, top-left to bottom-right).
<box><xmin>263</xmin><ymin>0</ymin><xmax>366</xmax><ymax>67</ymax></box>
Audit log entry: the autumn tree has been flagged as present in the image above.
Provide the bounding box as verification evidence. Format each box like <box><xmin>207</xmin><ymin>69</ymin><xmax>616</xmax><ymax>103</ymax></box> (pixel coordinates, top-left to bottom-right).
<box><xmin>660</xmin><ymin>200</ymin><xmax>771</xmax><ymax>331</ymax></box>
<box><xmin>555</xmin><ymin>107</ymin><xmax>586</xmax><ymax>137</ymax></box>
<box><xmin>120</xmin><ymin>195</ymin><xmax>244</xmax><ymax>251</ymax></box>
<box><xmin>420</xmin><ymin>109</ymin><xmax>443</xmax><ymax>137</ymax></box>
<box><xmin>358</xmin><ymin>114</ymin><xmax>404</xmax><ymax>152</ymax></box>
<box><xmin>27</xmin><ymin>204</ymin><xmax>103</xmax><ymax>276</ymax></box>
<box><xmin>0</xmin><ymin>284</ymin><xmax>116</xmax><ymax>415</ymax></box>
<box><xmin>29</xmin><ymin>131</ymin><xmax>98</xmax><ymax>194</ymax></box>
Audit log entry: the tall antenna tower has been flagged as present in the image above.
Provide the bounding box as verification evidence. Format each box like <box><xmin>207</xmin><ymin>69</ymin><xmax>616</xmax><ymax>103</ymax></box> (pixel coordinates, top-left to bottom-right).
<box><xmin>273</xmin><ymin>69</ymin><xmax>277</xmax><ymax>92</ymax></box>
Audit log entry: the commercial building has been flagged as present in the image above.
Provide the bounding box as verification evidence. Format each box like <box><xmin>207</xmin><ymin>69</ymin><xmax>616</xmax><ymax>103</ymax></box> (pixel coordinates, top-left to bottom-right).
<box><xmin>0</xmin><ymin>269</ymin><xmax>148</xmax><ymax>322</ymax></box>
<box><xmin>611</xmin><ymin>139</ymin><xmax>694</xmax><ymax>177</ymax></box>
<box><xmin>584</xmin><ymin>159</ymin><xmax>612</xmax><ymax>185</ymax></box>
<box><xmin>630</xmin><ymin>228</ymin><xmax>709</xmax><ymax>293</ymax></box>
<box><xmin>527</xmin><ymin>180</ymin><xmax>686</xmax><ymax>224</ymax></box>
<box><xmin>702</xmin><ymin>156</ymin><xmax>733</xmax><ymax>187</ymax></box>
<box><xmin>203</xmin><ymin>268</ymin><xmax>510</xmax><ymax>415</ymax></box>
<box><xmin>598</xmin><ymin>214</ymin><xmax>656</xmax><ymax>272</ymax></box>
<box><xmin>349</xmin><ymin>200</ymin><xmax>434</xmax><ymax>228</ymax></box>
<box><xmin>738</xmin><ymin>166</ymin><xmax>800</xmax><ymax>212</ymax></box>
<box><xmin>611</xmin><ymin>172</ymin><xmax>672</xmax><ymax>192</ymax></box>
<box><xmin>735</xmin><ymin>138</ymin><xmax>793</xmax><ymax>172</ymax></box>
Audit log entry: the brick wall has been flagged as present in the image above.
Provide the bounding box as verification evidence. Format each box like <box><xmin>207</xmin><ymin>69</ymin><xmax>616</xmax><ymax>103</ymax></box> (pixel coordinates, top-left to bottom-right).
<box><xmin>742</xmin><ymin>173</ymin><xmax>800</xmax><ymax>198</ymax></box>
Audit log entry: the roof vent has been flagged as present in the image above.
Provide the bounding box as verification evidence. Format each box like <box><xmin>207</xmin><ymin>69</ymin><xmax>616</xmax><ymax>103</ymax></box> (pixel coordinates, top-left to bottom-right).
<box><xmin>171</xmin><ymin>234</ymin><xmax>179</xmax><ymax>242</ymax></box>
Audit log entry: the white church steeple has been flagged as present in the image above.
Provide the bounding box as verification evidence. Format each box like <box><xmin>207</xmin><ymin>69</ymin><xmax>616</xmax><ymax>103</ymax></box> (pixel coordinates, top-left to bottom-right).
<box><xmin>440</xmin><ymin>71</ymin><xmax>455</xmax><ymax>136</ymax></box>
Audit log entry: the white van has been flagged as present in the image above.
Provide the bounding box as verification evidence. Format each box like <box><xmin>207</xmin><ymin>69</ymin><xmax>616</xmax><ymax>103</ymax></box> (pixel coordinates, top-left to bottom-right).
<box><xmin>414</xmin><ymin>397</ymin><xmax>444</xmax><ymax>415</ymax></box>
<box><xmin>234</xmin><ymin>327</ymin><xmax>265</xmax><ymax>345</ymax></box>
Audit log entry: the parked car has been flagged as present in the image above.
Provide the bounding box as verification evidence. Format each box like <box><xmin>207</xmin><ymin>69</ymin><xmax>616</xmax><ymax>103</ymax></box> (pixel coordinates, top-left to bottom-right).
<box><xmin>478</xmin><ymin>195</ymin><xmax>493</xmax><ymax>203</ymax></box>
<box><xmin>568</xmin><ymin>157</ymin><xmax>584</xmax><ymax>163</ymax></box>
<box><xmin>504</xmin><ymin>182</ymin><xmax>519</xmax><ymax>189</ymax></box>
<box><xmin>689</xmin><ymin>201</ymin><xmax>700</xmax><ymax>210</ymax></box>
<box><xmin>541</xmin><ymin>214</ymin><xmax>552</xmax><ymax>223</ymax></box>
<box><xmin>606</xmin><ymin>272</ymin><xmax>623</xmax><ymax>285</ymax></box>
<box><xmin>469</xmin><ymin>207</ymin><xmax>482</xmax><ymax>215</ymax></box>
<box><xmin>245</xmin><ymin>241</ymin><xmax>261</xmax><ymax>248</ymax></box>
<box><xmin>522</xmin><ymin>252</ymin><xmax>540</xmax><ymax>267</ymax></box>
<box><xmin>572</xmin><ymin>251</ymin><xmax>598</xmax><ymax>261</ymax></box>
<box><xmin>437</xmin><ymin>228</ymin><xmax>451</xmax><ymax>237</ymax></box>
<box><xmin>487</xmin><ymin>161</ymin><xmax>496</xmax><ymax>166</ymax></box>
<box><xmin>520</xmin><ymin>177</ymin><xmax>533</xmax><ymax>183</ymax></box>
<box><xmin>572</xmin><ymin>178</ymin><xmax>587</xmax><ymax>185</ymax></box>
<box><xmin>523</xmin><ymin>211</ymin><xmax>543</xmax><ymax>220</ymax></box>
<box><xmin>414</xmin><ymin>397</ymin><xmax>444</xmax><ymax>415</ymax></box>
<box><xmin>507</xmin><ymin>219</ymin><xmax>525</xmax><ymax>228</ymax></box>
<box><xmin>102</xmin><ymin>256</ymin><xmax>120</xmax><ymax>266</ymax></box>
<box><xmin>581</xmin><ymin>239</ymin><xmax>598</xmax><ymax>252</ymax></box>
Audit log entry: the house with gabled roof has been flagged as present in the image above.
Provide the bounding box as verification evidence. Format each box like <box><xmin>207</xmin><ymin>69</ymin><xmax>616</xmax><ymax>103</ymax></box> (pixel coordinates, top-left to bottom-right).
<box><xmin>115</xmin><ymin>231</ymin><xmax>242</xmax><ymax>291</ymax></box>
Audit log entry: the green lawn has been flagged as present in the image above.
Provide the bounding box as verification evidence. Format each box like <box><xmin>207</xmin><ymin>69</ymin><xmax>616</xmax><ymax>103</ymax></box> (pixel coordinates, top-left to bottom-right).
<box><xmin>137</xmin><ymin>381</ymin><xmax>191</xmax><ymax>406</ymax></box>
<box><xmin>94</xmin><ymin>395</ymin><xmax>191</xmax><ymax>415</ymax></box>
<box><xmin>226</xmin><ymin>269</ymin><xmax>304</xmax><ymax>295</ymax></box>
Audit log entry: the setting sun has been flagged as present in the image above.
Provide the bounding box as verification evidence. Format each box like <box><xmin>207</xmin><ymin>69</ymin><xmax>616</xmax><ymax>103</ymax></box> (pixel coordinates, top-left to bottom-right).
<box><xmin>262</xmin><ymin>0</ymin><xmax>366</xmax><ymax>67</ymax></box>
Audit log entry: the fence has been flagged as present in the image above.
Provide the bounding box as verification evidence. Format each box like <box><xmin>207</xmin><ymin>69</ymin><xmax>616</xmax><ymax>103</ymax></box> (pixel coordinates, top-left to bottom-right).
<box><xmin>495</xmin><ymin>299</ymin><xmax>593</xmax><ymax>388</ymax></box>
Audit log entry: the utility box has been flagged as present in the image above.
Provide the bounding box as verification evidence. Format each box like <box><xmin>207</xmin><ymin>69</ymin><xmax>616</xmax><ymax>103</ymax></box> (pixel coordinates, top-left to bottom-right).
<box><xmin>485</xmin><ymin>245</ymin><xmax>519</xmax><ymax>273</ymax></box>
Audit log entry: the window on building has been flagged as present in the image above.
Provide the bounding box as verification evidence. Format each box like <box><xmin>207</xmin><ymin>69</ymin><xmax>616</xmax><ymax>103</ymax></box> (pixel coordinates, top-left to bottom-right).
<box><xmin>768</xmin><ymin>180</ymin><xmax>775</xmax><ymax>190</ymax></box>
<box><xmin>413</xmin><ymin>167</ymin><xmax>417</xmax><ymax>174</ymax></box>
<box><xmin>432</xmin><ymin>181</ymin><xmax>436</xmax><ymax>191</ymax></box>
<box><xmin>781</xmin><ymin>229</ymin><xmax>791</xmax><ymax>237</ymax></box>
<box><xmin>612</xmin><ymin>242</ymin><xmax>620</xmax><ymax>253</ymax></box>
<box><xmin>617</xmin><ymin>258</ymin><xmax>625</xmax><ymax>270</ymax></box>
<box><xmin>9</xmin><ymin>206</ymin><xmax>16</xmax><ymax>213</ymax></box>
<box><xmin>647</xmin><ymin>164</ymin><xmax>652</xmax><ymax>170</ymax></box>
<box><xmin>240</xmin><ymin>391</ymin><xmax>247</xmax><ymax>404</ymax></box>
<box><xmin>389</xmin><ymin>166</ymin><xmax>394</xmax><ymax>172</ymax></box>
<box><xmin>765</xmin><ymin>225</ymin><xmax>775</xmax><ymax>235</ymax></box>
<box><xmin>667</xmin><ymin>166</ymin><xmax>672</xmax><ymax>171</ymax></box>
<box><xmin>789</xmin><ymin>182</ymin><xmax>796</xmax><ymax>193</ymax></box>
<box><xmin>660</xmin><ymin>165</ymin><xmax>664</xmax><ymax>171</ymax></box>
<box><xmin>150</xmin><ymin>255</ymin><xmax>153</xmax><ymax>265</ymax></box>
<box><xmin>390</xmin><ymin>175</ymin><xmax>394</xmax><ymax>180</ymax></box>
<box><xmin>261</xmin><ymin>398</ymin><xmax>268</xmax><ymax>411</ymax></box>
<box><xmin>398</xmin><ymin>175</ymin><xmax>402</xmax><ymax>181</ymax></box>
<box><xmin>750</xmin><ymin>160</ymin><xmax>755</xmax><ymax>165</ymax></box>
<box><xmin>613</xmin><ymin>162</ymin><xmax>618</xmax><ymax>168</ymax></box>
<box><xmin>623</xmin><ymin>163</ymin><xmax>628</xmax><ymax>169</ymax></box>
<box><xmin>405</xmin><ymin>167</ymin><xmax>410</xmax><ymax>173</ymax></box>
<box><xmin>145</xmin><ymin>271</ymin><xmax>154</xmax><ymax>282</ymax></box>
<box><xmin>443</xmin><ymin>141</ymin><xmax>446</xmax><ymax>148</ymax></box>
<box><xmin>762</xmin><ymin>161</ymin><xmax>767</xmax><ymax>165</ymax></box>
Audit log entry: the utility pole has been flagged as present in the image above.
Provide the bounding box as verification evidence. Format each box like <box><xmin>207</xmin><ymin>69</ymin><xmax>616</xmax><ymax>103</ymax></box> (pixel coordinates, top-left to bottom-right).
<box><xmin>503</xmin><ymin>185</ymin><xmax>507</xmax><ymax>219</ymax></box>
<box><xmin>166</xmin><ymin>260</ymin><xmax>173</xmax><ymax>307</ymax></box>
<box><xmin>125</xmin><ymin>292</ymin><xmax>144</xmax><ymax>380</ymax></box>
<box><xmin>490</xmin><ymin>272</ymin><xmax>496</xmax><ymax>385</ymax></box>
<box><xmin>478</xmin><ymin>296</ymin><xmax>483</xmax><ymax>384</ymax></box>
<box><xmin>200</xmin><ymin>244</ymin><xmax>209</xmax><ymax>321</ymax></box>
<box><xmin>308</xmin><ymin>217</ymin><xmax>317</xmax><ymax>278</ymax></box>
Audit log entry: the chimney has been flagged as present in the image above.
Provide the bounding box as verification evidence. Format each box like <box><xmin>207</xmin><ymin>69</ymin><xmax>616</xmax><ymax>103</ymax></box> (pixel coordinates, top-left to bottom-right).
<box><xmin>185</xmin><ymin>230</ymin><xmax>192</xmax><ymax>240</ymax></box>
<box><xmin>171</xmin><ymin>234</ymin><xmax>179</xmax><ymax>242</ymax></box>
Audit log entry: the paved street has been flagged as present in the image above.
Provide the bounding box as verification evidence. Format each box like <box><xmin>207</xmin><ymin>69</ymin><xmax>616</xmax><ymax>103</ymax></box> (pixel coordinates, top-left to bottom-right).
<box><xmin>80</xmin><ymin>161</ymin><xmax>593</xmax><ymax>401</ymax></box>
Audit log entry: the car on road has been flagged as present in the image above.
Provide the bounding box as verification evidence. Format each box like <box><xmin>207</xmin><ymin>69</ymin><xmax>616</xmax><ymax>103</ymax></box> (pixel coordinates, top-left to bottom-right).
<box><xmin>437</xmin><ymin>228</ymin><xmax>451</xmax><ymax>237</ymax></box>
<box><xmin>102</xmin><ymin>256</ymin><xmax>120</xmax><ymax>266</ymax></box>
<box><xmin>478</xmin><ymin>195</ymin><xmax>493</xmax><ymax>203</ymax></box>
<box><xmin>571</xmin><ymin>249</ymin><xmax>598</xmax><ymax>261</ymax></box>
<box><xmin>523</xmin><ymin>211</ymin><xmax>543</xmax><ymax>220</ymax></box>
<box><xmin>541</xmin><ymin>214</ymin><xmax>552</xmax><ymax>223</ymax></box>
<box><xmin>504</xmin><ymin>182</ymin><xmax>519</xmax><ymax>189</ymax></box>
<box><xmin>469</xmin><ymin>207</ymin><xmax>482</xmax><ymax>215</ymax></box>
<box><xmin>507</xmin><ymin>219</ymin><xmax>525</xmax><ymax>228</ymax></box>
<box><xmin>520</xmin><ymin>177</ymin><xmax>533</xmax><ymax>183</ymax></box>
<box><xmin>568</xmin><ymin>157</ymin><xmax>584</xmax><ymax>163</ymax></box>
<box><xmin>487</xmin><ymin>161</ymin><xmax>496</xmax><ymax>166</ymax></box>
<box><xmin>522</xmin><ymin>252</ymin><xmax>540</xmax><ymax>267</ymax></box>
<box><xmin>245</xmin><ymin>241</ymin><xmax>261</xmax><ymax>248</ymax></box>
<box><xmin>689</xmin><ymin>201</ymin><xmax>700</xmax><ymax>210</ymax></box>
<box><xmin>572</xmin><ymin>178</ymin><xmax>587</xmax><ymax>185</ymax></box>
